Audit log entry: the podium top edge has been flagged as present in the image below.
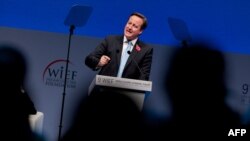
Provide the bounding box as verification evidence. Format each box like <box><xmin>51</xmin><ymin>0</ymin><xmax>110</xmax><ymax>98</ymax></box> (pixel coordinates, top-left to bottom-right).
<box><xmin>96</xmin><ymin>75</ymin><xmax>152</xmax><ymax>83</ymax></box>
<box><xmin>95</xmin><ymin>75</ymin><xmax>152</xmax><ymax>92</ymax></box>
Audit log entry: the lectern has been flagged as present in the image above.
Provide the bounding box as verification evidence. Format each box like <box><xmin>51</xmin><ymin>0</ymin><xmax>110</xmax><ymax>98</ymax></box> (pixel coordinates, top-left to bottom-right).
<box><xmin>88</xmin><ymin>75</ymin><xmax>152</xmax><ymax>110</ymax></box>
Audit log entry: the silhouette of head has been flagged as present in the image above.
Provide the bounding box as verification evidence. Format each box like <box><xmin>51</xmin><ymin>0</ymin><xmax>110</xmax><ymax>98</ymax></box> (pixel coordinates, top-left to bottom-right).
<box><xmin>0</xmin><ymin>44</ymin><xmax>35</xmax><ymax>140</ymax></box>
<box><xmin>166</xmin><ymin>42</ymin><xmax>226</xmax><ymax>111</ymax></box>
<box><xmin>0</xmin><ymin>44</ymin><xmax>27</xmax><ymax>89</ymax></box>
<box><xmin>163</xmin><ymin>41</ymin><xmax>243</xmax><ymax>137</ymax></box>
<box><xmin>61</xmin><ymin>91</ymin><xmax>143</xmax><ymax>141</ymax></box>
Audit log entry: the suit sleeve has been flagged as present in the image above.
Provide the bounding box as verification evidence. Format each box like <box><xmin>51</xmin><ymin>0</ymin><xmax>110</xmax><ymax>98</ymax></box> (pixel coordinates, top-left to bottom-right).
<box><xmin>85</xmin><ymin>37</ymin><xmax>109</xmax><ymax>70</ymax></box>
<box><xmin>139</xmin><ymin>47</ymin><xmax>153</xmax><ymax>80</ymax></box>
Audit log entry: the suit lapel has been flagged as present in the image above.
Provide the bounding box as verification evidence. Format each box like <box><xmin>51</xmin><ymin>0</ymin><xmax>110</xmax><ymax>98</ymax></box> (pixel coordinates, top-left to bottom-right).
<box><xmin>116</xmin><ymin>36</ymin><xmax>124</xmax><ymax>69</ymax></box>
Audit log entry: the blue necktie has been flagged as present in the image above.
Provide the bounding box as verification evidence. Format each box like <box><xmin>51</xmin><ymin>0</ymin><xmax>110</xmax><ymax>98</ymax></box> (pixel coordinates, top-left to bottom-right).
<box><xmin>117</xmin><ymin>41</ymin><xmax>132</xmax><ymax>77</ymax></box>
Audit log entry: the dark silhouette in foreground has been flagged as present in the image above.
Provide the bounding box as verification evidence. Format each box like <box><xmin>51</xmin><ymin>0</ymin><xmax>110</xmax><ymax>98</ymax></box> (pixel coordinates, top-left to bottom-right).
<box><xmin>164</xmin><ymin>42</ymin><xmax>242</xmax><ymax>137</ymax></box>
<box><xmin>0</xmin><ymin>44</ymin><xmax>38</xmax><ymax>140</ymax></box>
<box><xmin>61</xmin><ymin>90</ymin><xmax>145</xmax><ymax>141</ymax></box>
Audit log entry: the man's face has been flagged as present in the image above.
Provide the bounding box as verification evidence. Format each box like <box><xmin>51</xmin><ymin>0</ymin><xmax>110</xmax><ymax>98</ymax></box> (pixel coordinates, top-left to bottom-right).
<box><xmin>124</xmin><ymin>15</ymin><xmax>143</xmax><ymax>40</ymax></box>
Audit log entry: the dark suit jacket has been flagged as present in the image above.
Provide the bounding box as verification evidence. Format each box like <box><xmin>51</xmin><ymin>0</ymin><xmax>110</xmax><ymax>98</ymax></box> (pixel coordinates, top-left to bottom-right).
<box><xmin>85</xmin><ymin>35</ymin><xmax>153</xmax><ymax>80</ymax></box>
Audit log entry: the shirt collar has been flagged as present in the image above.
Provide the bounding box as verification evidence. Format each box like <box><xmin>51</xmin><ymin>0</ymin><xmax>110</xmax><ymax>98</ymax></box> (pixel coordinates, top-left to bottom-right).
<box><xmin>123</xmin><ymin>36</ymin><xmax>138</xmax><ymax>46</ymax></box>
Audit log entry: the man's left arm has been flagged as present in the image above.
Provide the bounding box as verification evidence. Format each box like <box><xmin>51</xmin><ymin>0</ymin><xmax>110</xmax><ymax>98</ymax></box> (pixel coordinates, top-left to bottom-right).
<box><xmin>139</xmin><ymin>47</ymin><xmax>153</xmax><ymax>80</ymax></box>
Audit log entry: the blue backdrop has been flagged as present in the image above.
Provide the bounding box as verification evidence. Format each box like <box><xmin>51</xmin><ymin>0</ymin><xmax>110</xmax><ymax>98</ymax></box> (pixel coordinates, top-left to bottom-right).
<box><xmin>1</xmin><ymin>0</ymin><xmax>250</xmax><ymax>54</ymax></box>
<box><xmin>1</xmin><ymin>1</ymin><xmax>250</xmax><ymax>140</ymax></box>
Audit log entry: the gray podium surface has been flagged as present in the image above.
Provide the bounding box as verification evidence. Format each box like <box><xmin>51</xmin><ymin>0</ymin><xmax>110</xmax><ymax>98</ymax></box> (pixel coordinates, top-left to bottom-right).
<box><xmin>88</xmin><ymin>75</ymin><xmax>152</xmax><ymax>110</ymax></box>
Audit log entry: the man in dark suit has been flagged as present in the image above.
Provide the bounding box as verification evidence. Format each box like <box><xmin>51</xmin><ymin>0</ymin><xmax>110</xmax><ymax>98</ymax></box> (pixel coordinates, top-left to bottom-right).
<box><xmin>85</xmin><ymin>12</ymin><xmax>153</xmax><ymax>80</ymax></box>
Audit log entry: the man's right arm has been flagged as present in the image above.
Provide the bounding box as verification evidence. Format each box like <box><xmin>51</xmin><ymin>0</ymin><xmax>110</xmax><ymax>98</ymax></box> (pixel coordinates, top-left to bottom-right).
<box><xmin>85</xmin><ymin>37</ymin><xmax>109</xmax><ymax>70</ymax></box>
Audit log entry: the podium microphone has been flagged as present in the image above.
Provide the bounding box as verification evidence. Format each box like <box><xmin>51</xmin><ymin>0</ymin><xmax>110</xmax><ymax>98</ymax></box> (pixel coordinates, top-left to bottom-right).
<box><xmin>127</xmin><ymin>51</ymin><xmax>144</xmax><ymax>77</ymax></box>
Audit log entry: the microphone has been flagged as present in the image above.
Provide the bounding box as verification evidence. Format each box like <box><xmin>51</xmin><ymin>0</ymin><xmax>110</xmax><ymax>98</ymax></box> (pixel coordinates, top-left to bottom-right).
<box><xmin>127</xmin><ymin>51</ymin><xmax>144</xmax><ymax>77</ymax></box>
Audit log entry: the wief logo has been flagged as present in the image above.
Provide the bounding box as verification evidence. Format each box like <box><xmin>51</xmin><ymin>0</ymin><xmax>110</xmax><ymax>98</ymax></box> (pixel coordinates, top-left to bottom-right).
<box><xmin>43</xmin><ymin>59</ymin><xmax>78</xmax><ymax>88</ymax></box>
<box><xmin>228</xmin><ymin>129</ymin><xmax>246</xmax><ymax>136</ymax></box>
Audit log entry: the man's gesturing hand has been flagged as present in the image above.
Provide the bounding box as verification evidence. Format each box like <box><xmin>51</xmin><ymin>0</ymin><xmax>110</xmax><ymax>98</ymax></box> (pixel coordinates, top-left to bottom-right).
<box><xmin>97</xmin><ymin>55</ymin><xmax>111</xmax><ymax>67</ymax></box>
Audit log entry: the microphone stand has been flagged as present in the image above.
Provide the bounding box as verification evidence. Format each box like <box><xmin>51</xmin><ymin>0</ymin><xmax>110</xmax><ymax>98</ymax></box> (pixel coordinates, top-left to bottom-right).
<box><xmin>58</xmin><ymin>25</ymin><xmax>75</xmax><ymax>141</ymax></box>
<box><xmin>127</xmin><ymin>51</ymin><xmax>145</xmax><ymax>78</ymax></box>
